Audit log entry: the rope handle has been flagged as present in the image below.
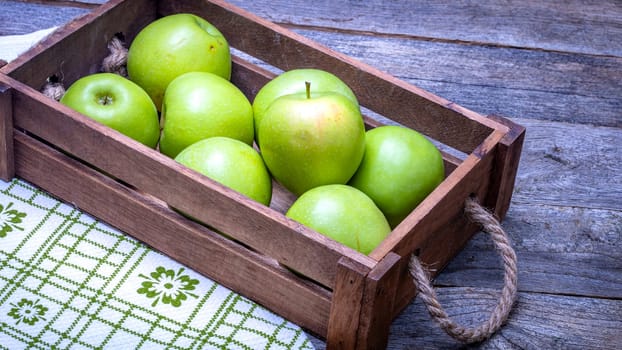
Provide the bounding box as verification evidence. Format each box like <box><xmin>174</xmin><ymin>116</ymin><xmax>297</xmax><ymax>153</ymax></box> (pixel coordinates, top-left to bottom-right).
<box><xmin>409</xmin><ymin>197</ymin><xmax>518</xmax><ymax>343</ymax></box>
<box><xmin>42</xmin><ymin>35</ymin><xmax>128</xmax><ymax>100</ymax></box>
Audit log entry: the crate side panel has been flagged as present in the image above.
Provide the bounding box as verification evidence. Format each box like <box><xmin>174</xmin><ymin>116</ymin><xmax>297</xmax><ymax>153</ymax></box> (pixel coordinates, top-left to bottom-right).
<box><xmin>5</xmin><ymin>75</ymin><xmax>376</xmax><ymax>289</ymax></box>
<box><xmin>13</xmin><ymin>132</ymin><xmax>332</xmax><ymax>337</ymax></box>
<box><xmin>158</xmin><ymin>0</ymin><xmax>499</xmax><ymax>154</ymax></box>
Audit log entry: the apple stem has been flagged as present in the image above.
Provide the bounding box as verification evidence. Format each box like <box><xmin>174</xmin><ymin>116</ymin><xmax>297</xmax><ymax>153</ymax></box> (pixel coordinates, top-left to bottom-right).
<box><xmin>98</xmin><ymin>95</ymin><xmax>113</xmax><ymax>105</ymax></box>
<box><xmin>305</xmin><ymin>81</ymin><xmax>311</xmax><ymax>99</ymax></box>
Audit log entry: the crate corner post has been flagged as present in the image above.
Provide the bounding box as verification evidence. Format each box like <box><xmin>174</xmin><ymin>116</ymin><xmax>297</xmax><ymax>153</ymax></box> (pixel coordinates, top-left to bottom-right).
<box><xmin>326</xmin><ymin>252</ymin><xmax>402</xmax><ymax>349</ymax></box>
<box><xmin>0</xmin><ymin>81</ymin><xmax>14</xmax><ymax>181</ymax></box>
<box><xmin>356</xmin><ymin>252</ymin><xmax>402</xmax><ymax>349</ymax></box>
<box><xmin>485</xmin><ymin>114</ymin><xmax>526</xmax><ymax>220</ymax></box>
<box><xmin>326</xmin><ymin>256</ymin><xmax>369</xmax><ymax>349</ymax></box>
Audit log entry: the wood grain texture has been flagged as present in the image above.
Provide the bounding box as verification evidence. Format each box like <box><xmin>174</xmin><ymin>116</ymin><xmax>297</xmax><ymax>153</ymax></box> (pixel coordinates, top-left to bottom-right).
<box><xmin>511</xmin><ymin>118</ymin><xmax>622</xmax><ymax>211</ymax></box>
<box><xmin>326</xmin><ymin>257</ymin><xmax>369</xmax><ymax>349</ymax></box>
<box><xmin>484</xmin><ymin>115</ymin><xmax>526</xmax><ymax>220</ymax></box>
<box><xmin>356</xmin><ymin>253</ymin><xmax>402</xmax><ymax>350</ymax></box>
<box><xmin>438</xmin><ymin>201</ymin><xmax>622</xmax><ymax>299</ymax></box>
<box><xmin>226</xmin><ymin>0</ymin><xmax>622</xmax><ymax>57</ymax></box>
<box><xmin>287</xmin><ymin>28</ymin><xmax>622</xmax><ymax>128</ymax></box>
<box><xmin>387</xmin><ymin>289</ymin><xmax>622</xmax><ymax>349</ymax></box>
<box><xmin>0</xmin><ymin>84</ymin><xmax>13</xmax><ymax>180</ymax></box>
<box><xmin>0</xmin><ymin>1</ymin><xmax>91</xmax><ymax>35</ymax></box>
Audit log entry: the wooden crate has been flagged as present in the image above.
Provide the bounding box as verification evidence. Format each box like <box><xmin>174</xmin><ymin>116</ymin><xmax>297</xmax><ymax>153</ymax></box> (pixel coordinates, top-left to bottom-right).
<box><xmin>0</xmin><ymin>0</ymin><xmax>525</xmax><ymax>348</ymax></box>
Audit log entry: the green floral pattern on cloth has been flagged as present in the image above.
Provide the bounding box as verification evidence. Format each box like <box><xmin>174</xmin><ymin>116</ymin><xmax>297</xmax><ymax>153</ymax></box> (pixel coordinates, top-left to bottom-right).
<box><xmin>0</xmin><ymin>178</ymin><xmax>315</xmax><ymax>349</ymax></box>
<box><xmin>7</xmin><ymin>298</ymin><xmax>48</xmax><ymax>325</ymax></box>
<box><xmin>0</xmin><ymin>201</ymin><xmax>26</xmax><ymax>237</ymax></box>
<box><xmin>137</xmin><ymin>267</ymin><xmax>200</xmax><ymax>307</ymax></box>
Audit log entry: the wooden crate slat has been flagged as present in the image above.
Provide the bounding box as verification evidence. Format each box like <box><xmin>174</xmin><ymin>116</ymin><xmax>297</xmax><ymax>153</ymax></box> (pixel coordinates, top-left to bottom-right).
<box><xmin>356</xmin><ymin>252</ymin><xmax>402</xmax><ymax>349</ymax></box>
<box><xmin>13</xmin><ymin>131</ymin><xmax>332</xmax><ymax>337</ymax></box>
<box><xmin>0</xmin><ymin>84</ymin><xmax>13</xmax><ymax>181</ymax></box>
<box><xmin>3</xmin><ymin>73</ymin><xmax>376</xmax><ymax>290</ymax></box>
<box><xmin>326</xmin><ymin>257</ymin><xmax>370</xmax><ymax>349</ymax></box>
<box><xmin>230</xmin><ymin>55</ymin><xmax>274</xmax><ymax>102</ymax></box>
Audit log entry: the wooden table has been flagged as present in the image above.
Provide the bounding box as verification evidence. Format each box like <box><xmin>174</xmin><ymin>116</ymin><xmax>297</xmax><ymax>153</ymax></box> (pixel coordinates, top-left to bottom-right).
<box><xmin>2</xmin><ymin>1</ymin><xmax>620</xmax><ymax>348</ymax></box>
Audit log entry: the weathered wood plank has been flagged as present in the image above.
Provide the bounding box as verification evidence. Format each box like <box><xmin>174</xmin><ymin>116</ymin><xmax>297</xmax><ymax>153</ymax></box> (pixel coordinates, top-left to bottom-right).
<box><xmin>433</xmin><ymin>117</ymin><xmax>622</xmax><ymax>299</ymax></box>
<box><xmin>484</xmin><ymin>115</ymin><xmax>525</xmax><ymax>220</ymax></box>
<box><xmin>356</xmin><ymin>252</ymin><xmax>401</xmax><ymax>349</ymax></box>
<box><xmin>437</xmin><ymin>203</ymin><xmax>622</xmax><ymax>300</ymax></box>
<box><xmin>227</xmin><ymin>0</ymin><xmax>622</xmax><ymax>57</ymax></box>
<box><xmin>0</xmin><ymin>1</ymin><xmax>92</xmax><ymax>36</ymax></box>
<box><xmin>326</xmin><ymin>257</ymin><xmax>369</xmax><ymax>349</ymax></box>
<box><xmin>286</xmin><ymin>29</ymin><xmax>622</xmax><ymax>128</ymax></box>
<box><xmin>386</xmin><ymin>289</ymin><xmax>622</xmax><ymax>349</ymax></box>
<box><xmin>511</xmin><ymin>118</ymin><xmax>622</xmax><ymax>210</ymax></box>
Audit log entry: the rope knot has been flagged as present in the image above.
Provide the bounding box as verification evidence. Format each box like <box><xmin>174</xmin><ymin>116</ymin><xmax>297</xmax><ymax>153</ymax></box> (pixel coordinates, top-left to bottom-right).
<box><xmin>41</xmin><ymin>80</ymin><xmax>66</xmax><ymax>101</ymax></box>
<box><xmin>101</xmin><ymin>36</ymin><xmax>128</xmax><ymax>77</ymax></box>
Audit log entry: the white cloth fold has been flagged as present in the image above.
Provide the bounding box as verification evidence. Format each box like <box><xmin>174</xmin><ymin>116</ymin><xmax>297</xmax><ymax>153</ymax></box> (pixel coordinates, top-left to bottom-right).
<box><xmin>0</xmin><ymin>27</ymin><xmax>57</xmax><ymax>62</ymax></box>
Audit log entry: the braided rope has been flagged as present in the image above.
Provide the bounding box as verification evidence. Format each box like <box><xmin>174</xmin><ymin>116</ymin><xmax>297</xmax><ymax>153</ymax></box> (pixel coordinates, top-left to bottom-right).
<box><xmin>409</xmin><ymin>197</ymin><xmax>518</xmax><ymax>343</ymax></box>
<box><xmin>101</xmin><ymin>36</ymin><xmax>128</xmax><ymax>77</ymax></box>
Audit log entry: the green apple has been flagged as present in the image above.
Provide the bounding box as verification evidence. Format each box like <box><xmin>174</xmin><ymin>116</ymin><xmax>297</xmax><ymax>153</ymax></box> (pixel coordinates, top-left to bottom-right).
<box><xmin>252</xmin><ymin>68</ymin><xmax>359</xmax><ymax>143</ymax></box>
<box><xmin>286</xmin><ymin>184</ymin><xmax>391</xmax><ymax>254</ymax></box>
<box><xmin>159</xmin><ymin>71</ymin><xmax>254</xmax><ymax>158</ymax></box>
<box><xmin>127</xmin><ymin>13</ymin><xmax>231</xmax><ymax>110</ymax></box>
<box><xmin>60</xmin><ymin>72</ymin><xmax>159</xmax><ymax>148</ymax></box>
<box><xmin>257</xmin><ymin>82</ymin><xmax>366</xmax><ymax>196</ymax></box>
<box><xmin>175</xmin><ymin>137</ymin><xmax>272</xmax><ymax>206</ymax></box>
<box><xmin>348</xmin><ymin>125</ymin><xmax>445</xmax><ymax>228</ymax></box>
